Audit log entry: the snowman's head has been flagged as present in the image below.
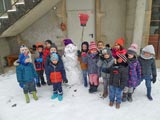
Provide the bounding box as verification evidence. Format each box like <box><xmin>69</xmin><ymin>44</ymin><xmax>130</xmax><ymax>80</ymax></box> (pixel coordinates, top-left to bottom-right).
<box><xmin>64</xmin><ymin>44</ymin><xmax>78</xmax><ymax>55</ymax></box>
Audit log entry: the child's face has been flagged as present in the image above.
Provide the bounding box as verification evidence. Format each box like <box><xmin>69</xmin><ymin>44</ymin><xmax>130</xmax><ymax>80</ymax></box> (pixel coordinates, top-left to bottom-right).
<box><xmin>20</xmin><ymin>47</ymin><xmax>29</xmax><ymax>54</ymax></box>
<box><xmin>37</xmin><ymin>47</ymin><xmax>43</xmax><ymax>52</ymax></box>
<box><xmin>45</xmin><ymin>42</ymin><xmax>51</xmax><ymax>48</ymax></box>
<box><xmin>90</xmin><ymin>49</ymin><xmax>97</xmax><ymax>54</ymax></box>
<box><xmin>52</xmin><ymin>60</ymin><xmax>58</xmax><ymax>64</ymax></box>
<box><xmin>143</xmin><ymin>52</ymin><xmax>152</xmax><ymax>58</ymax></box>
<box><xmin>128</xmin><ymin>54</ymin><xmax>134</xmax><ymax>59</ymax></box>
<box><xmin>82</xmin><ymin>44</ymin><xmax>87</xmax><ymax>51</ymax></box>
<box><xmin>114</xmin><ymin>43</ymin><xmax>120</xmax><ymax>50</ymax></box>
<box><xmin>50</xmin><ymin>48</ymin><xmax>57</xmax><ymax>53</ymax></box>
<box><xmin>97</xmin><ymin>42</ymin><xmax>104</xmax><ymax>50</ymax></box>
<box><xmin>104</xmin><ymin>54</ymin><xmax>110</xmax><ymax>59</ymax></box>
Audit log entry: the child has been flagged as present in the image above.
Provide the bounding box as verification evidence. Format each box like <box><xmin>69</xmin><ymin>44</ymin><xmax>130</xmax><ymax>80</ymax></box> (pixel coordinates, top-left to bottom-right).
<box><xmin>122</xmin><ymin>43</ymin><xmax>141</xmax><ymax>102</ymax></box>
<box><xmin>138</xmin><ymin>45</ymin><xmax>157</xmax><ymax>100</ymax></box>
<box><xmin>97</xmin><ymin>40</ymin><xmax>105</xmax><ymax>59</ymax></box>
<box><xmin>46</xmin><ymin>53</ymin><xmax>68</xmax><ymax>101</ymax></box>
<box><xmin>16</xmin><ymin>46</ymin><xmax>38</xmax><ymax>103</ymax></box>
<box><xmin>112</xmin><ymin>38</ymin><xmax>127</xmax><ymax>58</ymax></box>
<box><xmin>78</xmin><ymin>41</ymin><xmax>89</xmax><ymax>87</ymax></box>
<box><xmin>97</xmin><ymin>48</ymin><xmax>114</xmax><ymax>98</ymax></box>
<box><xmin>83</xmin><ymin>41</ymin><xmax>99</xmax><ymax>93</ymax></box>
<box><xmin>109</xmin><ymin>53</ymin><xmax>128</xmax><ymax>109</ymax></box>
<box><xmin>34</xmin><ymin>44</ymin><xmax>46</xmax><ymax>87</ymax></box>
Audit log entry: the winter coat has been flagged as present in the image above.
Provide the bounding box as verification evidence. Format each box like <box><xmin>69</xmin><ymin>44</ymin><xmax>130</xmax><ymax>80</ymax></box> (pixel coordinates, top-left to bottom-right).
<box><xmin>82</xmin><ymin>53</ymin><xmax>99</xmax><ymax>74</ymax></box>
<box><xmin>128</xmin><ymin>58</ymin><xmax>141</xmax><ymax>88</ymax></box>
<box><xmin>43</xmin><ymin>48</ymin><xmax>50</xmax><ymax>66</ymax></box>
<box><xmin>138</xmin><ymin>56</ymin><xmax>157</xmax><ymax>77</ymax></box>
<box><xmin>16</xmin><ymin>63</ymin><xmax>38</xmax><ymax>84</ymax></box>
<box><xmin>34</xmin><ymin>52</ymin><xmax>44</xmax><ymax>71</ymax></box>
<box><xmin>97</xmin><ymin>57</ymin><xmax>114</xmax><ymax>78</ymax></box>
<box><xmin>46</xmin><ymin>61</ymin><xmax>67</xmax><ymax>83</ymax></box>
<box><xmin>109</xmin><ymin>64</ymin><xmax>128</xmax><ymax>89</ymax></box>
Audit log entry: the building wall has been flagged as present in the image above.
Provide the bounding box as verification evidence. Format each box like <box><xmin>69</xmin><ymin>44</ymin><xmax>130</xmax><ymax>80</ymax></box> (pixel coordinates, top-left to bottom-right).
<box><xmin>21</xmin><ymin>8</ymin><xmax>65</xmax><ymax>50</ymax></box>
<box><xmin>0</xmin><ymin>38</ymin><xmax>10</xmax><ymax>66</ymax></box>
<box><xmin>125</xmin><ymin>0</ymin><xmax>137</xmax><ymax>47</ymax></box>
<box><xmin>101</xmin><ymin>0</ymin><xmax>127</xmax><ymax>46</ymax></box>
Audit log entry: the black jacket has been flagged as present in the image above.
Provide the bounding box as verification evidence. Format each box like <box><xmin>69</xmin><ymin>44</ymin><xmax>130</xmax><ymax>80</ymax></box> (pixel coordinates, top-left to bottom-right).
<box><xmin>109</xmin><ymin>64</ymin><xmax>128</xmax><ymax>89</ymax></box>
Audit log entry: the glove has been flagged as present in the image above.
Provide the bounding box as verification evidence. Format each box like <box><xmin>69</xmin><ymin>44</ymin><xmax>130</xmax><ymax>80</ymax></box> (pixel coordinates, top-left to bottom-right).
<box><xmin>152</xmin><ymin>75</ymin><xmax>156</xmax><ymax>84</ymax></box>
<box><xmin>34</xmin><ymin>78</ymin><xmax>39</xmax><ymax>84</ymax></box>
<box><xmin>63</xmin><ymin>79</ymin><xmax>68</xmax><ymax>83</ymax></box>
<box><xmin>81</xmin><ymin>52</ymin><xmax>87</xmax><ymax>57</ymax></box>
<box><xmin>19</xmin><ymin>83</ymin><xmax>24</xmax><ymax>88</ymax></box>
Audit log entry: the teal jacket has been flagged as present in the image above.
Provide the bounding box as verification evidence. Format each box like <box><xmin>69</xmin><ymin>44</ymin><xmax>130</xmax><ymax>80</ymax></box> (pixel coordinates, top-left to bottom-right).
<box><xmin>16</xmin><ymin>63</ymin><xmax>38</xmax><ymax>84</ymax></box>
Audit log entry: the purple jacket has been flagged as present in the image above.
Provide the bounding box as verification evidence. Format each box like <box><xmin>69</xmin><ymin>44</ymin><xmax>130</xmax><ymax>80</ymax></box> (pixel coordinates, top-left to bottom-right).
<box><xmin>128</xmin><ymin>58</ymin><xmax>141</xmax><ymax>88</ymax></box>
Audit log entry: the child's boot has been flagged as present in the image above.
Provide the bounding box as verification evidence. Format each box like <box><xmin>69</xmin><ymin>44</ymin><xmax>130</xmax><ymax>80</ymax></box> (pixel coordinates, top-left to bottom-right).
<box><xmin>116</xmin><ymin>103</ymin><xmax>120</xmax><ymax>109</ymax></box>
<box><xmin>127</xmin><ymin>93</ymin><xmax>133</xmax><ymax>102</ymax></box>
<box><xmin>41</xmin><ymin>79</ymin><xmax>46</xmax><ymax>85</ymax></box>
<box><xmin>51</xmin><ymin>93</ymin><xmax>58</xmax><ymax>99</ymax></box>
<box><xmin>58</xmin><ymin>94</ymin><xmax>63</xmax><ymax>101</ymax></box>
<box><xmin>24</xmin><ymin>93</ymin><xmax>30</xmax><ymax>103</ymax></box>
<box><xmin>36</xmin><ymin>82</ymin><xmax>41</xmax><ymax>87</ymax></box>
<box><xmin>109</xmin><ymin>101</ymin><xmax>114</xmax><ymax>107</ymax></box>
<box><xmin>147</xmin><ymin>87</ymin><xmax>153</xmax><ymax>101</ymax></box>
<box><xmin>122</xmin><ymin>93</ymin><xmax>128</xmax><ymax>102</ymax></box>
<box><xmin>32</xmin><ymin>91</ymin><xmax>38</xmax><ymax>101</ymax></box>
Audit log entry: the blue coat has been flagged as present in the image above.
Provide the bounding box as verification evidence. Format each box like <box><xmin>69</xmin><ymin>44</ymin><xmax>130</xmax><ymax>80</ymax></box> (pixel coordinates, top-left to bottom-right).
<box><xmin>16</xmin><ymin>63</ymin><xmax>38</xmax><ymax>84</ymax></box>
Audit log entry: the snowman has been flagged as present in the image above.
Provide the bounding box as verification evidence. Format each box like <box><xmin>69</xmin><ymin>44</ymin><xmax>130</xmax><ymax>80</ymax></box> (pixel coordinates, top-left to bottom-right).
<box><xmin>62</xmin><ymin>39</ymin><xmax>83</xmax><ymax>86</ymax></box>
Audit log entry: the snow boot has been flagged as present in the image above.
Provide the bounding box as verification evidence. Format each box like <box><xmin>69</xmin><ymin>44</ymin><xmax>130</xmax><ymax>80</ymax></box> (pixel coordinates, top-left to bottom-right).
<box><xmin>89</xmin><ymin>84</ymin><xmax>94</xmax><ymax>93</ymax></box>
<box><xmin>47</xmin><ymin>80</ymin><xmax>52</xmax><ymax>85</ymax></box>
<box><xmin>41</xmin><ymin>80</ymin><xmax>46</xmax><ymax>86</ymax></box>
<box><xmin>51</xmin><ymin>93</ymin><xmax>58</xmax><ymax>99</ymax></box>
<box><xmin>122</xmin><ymin>93</ymin><xmax>128</xmax><ymax>102</ymax></box>
<box><xmin>109</xmin><ymin>101</ymin><xmax>114</xmax><ymax>107</ymax></box>
<box><xmin>127</xmin><ymin>93</ymin><xmax>133</xmax><ymax>102</ymax></box>
<box><xmin>58</xmin><ymin>95</ymin><xmax>63</xmax><ymax>101</ymax></box>
<box><xmin>32</xmin><ymin>91</ymin><xmax>38</xmax><ymax>101</ymax></box>
<box><xmin>89</xmin><ymin>85</ymin><xmax>97</xmax><ymax>93</ymax></box>
<box><xmin>116</xmin><ymin>103</ymin><xmax>120</xmax><ymax>109</ymax></box>
<box><xmin>24</xmin><ymin>93</ymin><xmax>30</xmax><ymax>103</ymax></box>
<box><xmin>147</xmin><ymin>87</ymin><xmax>153</xmax><ymax>101</ymax></box>
<box><xmin>36</xmin><ymin>82</ymin><xmax>41</xmax><ymax>87</ymax></box>
<box><xmin>102</xmin><ymin>89</ymin><xmax>108</xmax><ymax>98</ymax></box>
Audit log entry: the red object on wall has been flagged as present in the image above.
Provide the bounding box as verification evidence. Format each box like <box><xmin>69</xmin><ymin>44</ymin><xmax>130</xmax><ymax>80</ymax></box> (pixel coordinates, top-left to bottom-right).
<box><xmin>79</xmin><ymin>13</ymin><xmax>89</xmax><ymax>26</ymax></box>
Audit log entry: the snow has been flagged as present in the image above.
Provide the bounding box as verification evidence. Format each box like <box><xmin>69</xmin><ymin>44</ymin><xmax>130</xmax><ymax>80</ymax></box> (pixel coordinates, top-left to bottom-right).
<box><xmin>0</xmin><ymin>69</ymin><xmax>160</xmax><ymax>120</ymax></box>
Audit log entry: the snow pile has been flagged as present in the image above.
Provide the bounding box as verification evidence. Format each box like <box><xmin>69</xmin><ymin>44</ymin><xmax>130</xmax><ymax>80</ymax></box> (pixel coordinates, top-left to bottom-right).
<box><xmin>0</xmin><ymin>69</ymin><xmax>160</xmax><ymax>120</ymax></box>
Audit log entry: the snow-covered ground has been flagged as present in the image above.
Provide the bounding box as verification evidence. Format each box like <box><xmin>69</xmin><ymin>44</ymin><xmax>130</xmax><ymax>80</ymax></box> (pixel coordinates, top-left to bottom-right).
<box><xmin>0</xmin><ymin>69</ymin><xmax>160</xmax><ymax>120</ymax></box>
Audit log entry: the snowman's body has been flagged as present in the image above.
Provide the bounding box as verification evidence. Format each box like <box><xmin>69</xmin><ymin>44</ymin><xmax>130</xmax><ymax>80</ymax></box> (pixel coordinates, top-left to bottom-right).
<box><xmin>62</xmin><ymin>44</ymin><xmax>82</xmax><ymax>85</ymax></box>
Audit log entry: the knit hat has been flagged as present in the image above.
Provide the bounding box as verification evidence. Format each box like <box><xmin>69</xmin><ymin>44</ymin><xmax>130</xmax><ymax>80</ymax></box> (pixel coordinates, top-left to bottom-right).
<box><xmin>45</xmin><ymin>40</ymin><xmax>52</xmax><ymax>45</ymax></box>
<box><xmin>102</xmin><ymin>48</ymin><xmax>112</xmax><ymax>56</ymax></box>
<box><xmin>142</xmin><ymin>45</ymin><xmax>155</xmax><ymax>55</ymax></box>
<box><xmin>117</xmin><ymin>54</ymin><xmax>127</xmax><ymax>63</ymax></box>
<box><xmin>89</xmin><ymin>41</ymin><xmax>97</xmax><ymax>50</ymax></box>
<box><xmin>50</xmin><ymin>43</ymin><xmax>58</xmax><ymax>50</ymax></box>
<box><xmin>50</xmin><ymin>53</ymin><xmax>59</xmax><ymax>61</ymax></box>
<box><xmin>115</xmin><ymin>38</ymin><xmax>125</xmax><ymax>47</ymax></box>
<box><xmin>127</xmin><ymin>43</ymin><xmax>138</xmax><ymax>55</ymax></box>
<box><xmin>63</xmin><ymin>39</ymin><xmax>73</xmax><ymax>46</ymax></box>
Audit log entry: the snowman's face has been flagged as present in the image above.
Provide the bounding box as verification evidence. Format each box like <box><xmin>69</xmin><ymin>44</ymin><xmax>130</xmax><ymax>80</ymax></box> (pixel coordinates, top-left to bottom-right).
<box><xmin>65</xmin><ymin>44</ymin><xmax>77</xmax><ymax>55</ymax></box>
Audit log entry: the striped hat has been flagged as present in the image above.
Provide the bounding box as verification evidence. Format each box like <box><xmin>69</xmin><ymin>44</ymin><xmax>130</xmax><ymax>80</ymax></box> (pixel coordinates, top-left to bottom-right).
<box><xmin>89</xmin><ymin>41</ymin><xmax>97</xmax><ymax>50</ymax></box>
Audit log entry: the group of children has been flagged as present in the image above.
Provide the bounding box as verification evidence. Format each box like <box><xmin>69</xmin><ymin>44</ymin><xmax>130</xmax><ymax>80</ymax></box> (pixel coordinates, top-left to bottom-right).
<box><xmin>15</xmin><ymin>38</ymin><xmax>157</xmax><ymax>109</ymax></box>
<box><xmin>78</xmin><ymin>38</ymin><xmax>157</xmax><ymax>109</ymax></box>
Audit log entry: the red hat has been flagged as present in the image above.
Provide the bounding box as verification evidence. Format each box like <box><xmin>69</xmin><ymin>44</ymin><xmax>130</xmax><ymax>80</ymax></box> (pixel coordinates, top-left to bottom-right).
<box><xmin>89</xmin><ymin>41</ymin><xmax>97</xmax><ymax>50</ymax></box>
<box><xmin>115</xmin><ymin>38</ymin><xmax>125</xmax><ymax>47</ymax></box>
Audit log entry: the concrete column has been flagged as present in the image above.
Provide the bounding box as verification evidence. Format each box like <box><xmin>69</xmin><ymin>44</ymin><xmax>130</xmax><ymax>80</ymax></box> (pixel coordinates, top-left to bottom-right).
<box><xmin>132</xmin><ymin>0</ymin><xmax>147</xmax><ymax>53</ymax></box>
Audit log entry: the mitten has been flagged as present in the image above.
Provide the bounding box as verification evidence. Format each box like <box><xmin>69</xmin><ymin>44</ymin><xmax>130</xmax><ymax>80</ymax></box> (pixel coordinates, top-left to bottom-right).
<box><xmin>152</xmin><ymin>75</ymin><xmax>156</xmax><ymax>84</ymax></box>
<box><xmin>63</xmin><ymin>79</ymin><xmax>68</xmax><ymax>83</ymax></box>
<box><xmin>19</xmin><ymin>83</ymin><xmax>24</xmax><ymax>88</ymax></box>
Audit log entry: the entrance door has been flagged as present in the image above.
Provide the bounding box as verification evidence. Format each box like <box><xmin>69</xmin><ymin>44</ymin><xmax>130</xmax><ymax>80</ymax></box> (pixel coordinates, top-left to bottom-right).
<box><xmin>66</xmin><ymin>0</ymin><xmax>95</xmax><ymax>49</ymax></box>
<box><xmin>149</xmin><ymin>0</ymin><xmax>160</xmax><ymax>59</ymax></box>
